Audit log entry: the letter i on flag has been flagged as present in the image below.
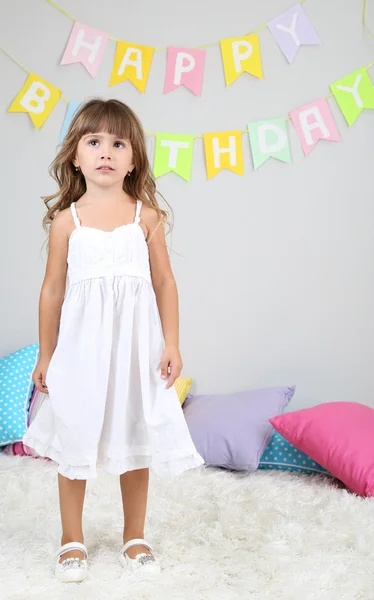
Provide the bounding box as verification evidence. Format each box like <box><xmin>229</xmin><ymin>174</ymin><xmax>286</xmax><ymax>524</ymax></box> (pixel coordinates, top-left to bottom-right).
<box><xmin>8</xmin><ymin>73</ymin><xmax>61</xmax><ymax>129</ymax></box>
<box><xmin>203</xmin><ymin>131</ymin><xmax>244</xmax><ymax>179</ymax></box>
<box><xmin>267</xmin><ymin>3</ymin><xmax>321</xmax><ymax>64</ymax></box>
<box><xmin>61</xmin><ymin>22</ymin><xmax>109</xmax><ymax>77</ymax></box>
<box><xmin>154</xmin><ymin>134</ymin><xmax>194</xmax><ymax>180</ymax></box>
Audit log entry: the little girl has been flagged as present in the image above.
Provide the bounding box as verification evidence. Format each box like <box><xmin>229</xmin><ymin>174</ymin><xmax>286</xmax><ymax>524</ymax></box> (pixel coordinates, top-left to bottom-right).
<box><xmin>23</xmin><ymin>98</ymin><xmax>204</xmax><ymax>583</ymax></box>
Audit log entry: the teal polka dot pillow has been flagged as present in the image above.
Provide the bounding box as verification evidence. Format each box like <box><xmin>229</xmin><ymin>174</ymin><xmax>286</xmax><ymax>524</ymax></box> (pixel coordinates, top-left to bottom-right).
<box><xmin>258</xmin><ymin>430</ymin><xmax>331</xmax><ymax>476</ymax></box>
<box><xmin>0</xmin><ymin>344</ymin><xmax>39</xmax><ymax>446</ymax></box>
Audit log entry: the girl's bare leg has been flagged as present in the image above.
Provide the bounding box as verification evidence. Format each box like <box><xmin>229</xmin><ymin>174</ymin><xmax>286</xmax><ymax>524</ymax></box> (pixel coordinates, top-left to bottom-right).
<box><xmin>58</xmin><ymin>473</ymin><xmax>86</xmax><ymax>563</ymax></box>
<box><xmin>120</xmin><ymin>468</ymin><xmax>152</xmax><ymax>558</ymax></box>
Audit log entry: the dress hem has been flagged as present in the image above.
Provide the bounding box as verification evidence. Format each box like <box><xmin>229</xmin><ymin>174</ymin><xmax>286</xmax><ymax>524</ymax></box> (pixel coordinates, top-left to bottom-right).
<box><xmin>22</xmin><ymin>431</ymin><xmax>205</xmax><ymax>480</ymax></box>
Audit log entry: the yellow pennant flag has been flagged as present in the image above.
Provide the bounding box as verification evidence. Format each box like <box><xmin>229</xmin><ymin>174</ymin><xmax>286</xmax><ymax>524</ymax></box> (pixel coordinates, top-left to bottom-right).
<box><xmin>203</xmin><ymin>131</ymin><xmax>244</xmax><ymax>179</ymax></box>
<box><xmin>220</xmin><ymin>34</ymin><xmax>263</xmax><ymax>86</ymax></box>
<box><xmin>109</xmin><ymin>41</ymin><xmax>154</xmax><ymax>93</ymax></box>
<box><xmin>8</xmin><ymin>73</ymin><xmax>61</xmax><ymax>129</ymax></box>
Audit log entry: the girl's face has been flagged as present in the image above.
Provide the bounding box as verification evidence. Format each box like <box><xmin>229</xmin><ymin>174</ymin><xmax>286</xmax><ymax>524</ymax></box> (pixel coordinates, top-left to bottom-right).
<box><xmin>74</xmin><ymin>131</ymin><xmax>134</xmax><ymax>188</ymax></box>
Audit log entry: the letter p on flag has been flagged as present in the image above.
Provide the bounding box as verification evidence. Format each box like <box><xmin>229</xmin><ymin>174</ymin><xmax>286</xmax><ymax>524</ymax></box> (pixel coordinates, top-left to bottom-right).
<box><xmin>220</xmin><ymin>34</ymin><xmax>263</xmax><ymax>86</ymax></box>
<box><xmin>163</xmin><ymin>47</ymin><xmax>206</xmax><ymax>95</ymax></box>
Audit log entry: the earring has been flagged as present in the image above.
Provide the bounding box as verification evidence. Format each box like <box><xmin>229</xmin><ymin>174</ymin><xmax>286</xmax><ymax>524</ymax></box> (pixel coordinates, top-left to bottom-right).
<box><xmin>127</xmin><ymin>170</ymin><xmax>132</xmax><ymax>177</ymax></box>
<box><xmin>75</xmin><ymin>166</ymin><xmax>80</xmax><ymax>172</ymax></box>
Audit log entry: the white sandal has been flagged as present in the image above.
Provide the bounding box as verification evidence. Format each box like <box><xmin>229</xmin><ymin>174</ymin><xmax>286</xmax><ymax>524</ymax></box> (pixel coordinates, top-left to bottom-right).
<box><xmin>54</xmin><ymin>542</ymin><xmax>88</xmax><ymax>583</ymax></box>
<box><xmin>120</xmin><ymin>538</ymin><xmax>161</xmax><ymax>574</ymax></box>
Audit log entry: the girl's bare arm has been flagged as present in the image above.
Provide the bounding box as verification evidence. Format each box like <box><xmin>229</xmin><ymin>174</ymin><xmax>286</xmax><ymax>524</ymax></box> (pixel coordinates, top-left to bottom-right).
<box><xmin>145</xmin><ymin>208</ymin><xmax>182</xmax><ymax>388</ymax></box>
<box><xmin>33</xmin><ymin>212</ymin><xmax>69</xmax><ymax>391</ymax></box>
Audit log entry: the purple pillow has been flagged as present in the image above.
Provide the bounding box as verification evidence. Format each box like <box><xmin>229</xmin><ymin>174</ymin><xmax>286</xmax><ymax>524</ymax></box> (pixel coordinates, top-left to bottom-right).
<box><xmin>183</xmin><ymin>386</ymin><xmax>295</xmax><ymax>471</ymax></box>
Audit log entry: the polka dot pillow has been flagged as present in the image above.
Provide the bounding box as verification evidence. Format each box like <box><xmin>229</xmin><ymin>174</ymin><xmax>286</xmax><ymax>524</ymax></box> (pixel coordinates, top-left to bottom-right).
<box><xmin>258</xmin><ymin>430</ymin><xmax>331</xmax><ymax>476</ymax></box>
<box><xmin>0</xmin><ymin>344</ymin><xmax>39</xmax><ymax>447</ymax></box>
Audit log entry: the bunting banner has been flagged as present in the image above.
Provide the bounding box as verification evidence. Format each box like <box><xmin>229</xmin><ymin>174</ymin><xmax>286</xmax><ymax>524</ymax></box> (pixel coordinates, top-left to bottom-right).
<box><xmin>43</xmin><ymin>0</ymin><xmax>318</xmax><ymax>93</ymax></box>
<box><xmin>2</xmin><ymin>0</ymin><xmax>374</xmax><ymax>180</ymax></box>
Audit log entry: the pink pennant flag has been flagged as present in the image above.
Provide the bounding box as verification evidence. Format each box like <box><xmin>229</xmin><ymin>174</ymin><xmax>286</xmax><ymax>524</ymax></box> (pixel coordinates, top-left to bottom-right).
<box><xmin>289</xmin><ymin>98</ymin><xmax>340</xmax><ymax>156</ymax></box>
<box><xmin>61</xmin><ymin>22</ymin><xmax>109</xmax><ymax>78</ymax></box>
<box><xmin>163</xmin><ymin>47</ymin><xmax>206</xmax><ymax>95</ymax></box>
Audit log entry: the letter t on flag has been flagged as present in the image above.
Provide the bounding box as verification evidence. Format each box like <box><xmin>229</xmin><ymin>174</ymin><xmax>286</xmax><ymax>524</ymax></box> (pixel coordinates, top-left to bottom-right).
<box><xmin>60</xmin><ymin>22</ymin><xmax>109</xmax><ymax>77</ymax></box>
<box><xmin>154</xmin><ymin>134</ymin><xmax>194</xmax><ymax>180</ymax></box>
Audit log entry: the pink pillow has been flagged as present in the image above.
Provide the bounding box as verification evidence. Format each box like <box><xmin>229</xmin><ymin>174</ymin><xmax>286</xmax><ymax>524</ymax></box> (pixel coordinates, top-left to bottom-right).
<box><xmin>2</xmin><ymin>387</ymin><xmax>48</xmax><ymax>458</ymax></box>
<box><xmin>270</xmin><ymin>402</ymin><xmax>374</xmax><ymax>497</ymax></box>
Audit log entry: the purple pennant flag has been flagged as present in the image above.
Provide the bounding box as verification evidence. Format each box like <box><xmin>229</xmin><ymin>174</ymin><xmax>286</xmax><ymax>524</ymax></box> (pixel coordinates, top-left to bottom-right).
<box><xmin>267</xmin><ymin>3</ymin><xmax>321</xmax><ymax>64</ymax></box>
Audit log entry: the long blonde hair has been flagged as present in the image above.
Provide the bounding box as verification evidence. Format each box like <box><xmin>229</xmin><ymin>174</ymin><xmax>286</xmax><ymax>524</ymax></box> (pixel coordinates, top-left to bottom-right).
<box><xmin>43</xmin><ymin>98</ymin><xmax>172</xmax><ymax>236</ymax></box>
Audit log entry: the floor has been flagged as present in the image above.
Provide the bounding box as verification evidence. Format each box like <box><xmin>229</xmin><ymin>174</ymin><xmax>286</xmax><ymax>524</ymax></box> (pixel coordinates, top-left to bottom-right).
<box><xmin>0</xmin><ymin>454</ymin><xmax>374</xmax><ymax>599</ymax></box>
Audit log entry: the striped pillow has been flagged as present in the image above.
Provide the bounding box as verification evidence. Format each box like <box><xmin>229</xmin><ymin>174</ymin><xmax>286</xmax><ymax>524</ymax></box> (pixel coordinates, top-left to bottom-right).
<box><xmin>174</xmin><ymin>377</ymin><xmax>192</xmax><ymax>406</ymax></box>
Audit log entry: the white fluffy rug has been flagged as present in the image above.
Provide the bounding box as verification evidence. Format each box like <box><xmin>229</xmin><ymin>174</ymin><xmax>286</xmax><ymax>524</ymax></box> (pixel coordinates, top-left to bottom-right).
<box><xmin>1</xmin><ymin>454</ymin><xmax>374</xmax><ymax>600</ymax></box>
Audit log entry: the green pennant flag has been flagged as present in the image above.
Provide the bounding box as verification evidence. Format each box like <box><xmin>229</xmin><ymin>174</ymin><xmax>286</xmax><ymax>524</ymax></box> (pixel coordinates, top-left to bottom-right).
<box><xmin>330</xmin><ymin>67</ymin><xmax>374</xmax><ymax>126</ymax></box>
<box><xmin>247</xmin><ymin>119</ymin><xmax>291</xmax><ymax>169</ymax></box>
<box><xmin>154</xmin><ymin>134</ymin><xmax>194</xmax><ymax>181</ymax></box>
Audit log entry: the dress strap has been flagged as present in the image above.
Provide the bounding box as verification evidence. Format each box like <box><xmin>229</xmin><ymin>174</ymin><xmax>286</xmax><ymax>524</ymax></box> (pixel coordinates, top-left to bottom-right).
<box><xmin>70</xmin><ymin>202</ymin><xmax>81</xmax><ymax>228</ymax></box>
<box><xmin>134</xmin><ymin>200</ymin><xmax>142</xmax><ymax>224</ymax></box>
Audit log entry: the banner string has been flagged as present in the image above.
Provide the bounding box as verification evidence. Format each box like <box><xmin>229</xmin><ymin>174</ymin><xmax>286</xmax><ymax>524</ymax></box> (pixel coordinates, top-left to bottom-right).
<box><xmin>45</xmin><ymin>0</ymin><xmax>308</xmax><ymax>50</ymax></box>
<box><xmin>0</xmin><ymin>47</ymin><xmax>71</xmax><ymax>103</ymax></box>
<box><xmin>363</xmin><ymin>0</ymin><xmax>374</xmax><ymax>40</ymax></box>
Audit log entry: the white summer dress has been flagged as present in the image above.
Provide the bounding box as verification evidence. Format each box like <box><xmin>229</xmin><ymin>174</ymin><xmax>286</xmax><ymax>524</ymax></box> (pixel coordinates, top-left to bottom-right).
<box><xmin>23</xmin><ymin>200</ymin><xmax>204</xmax><ymax>480</ymax></box>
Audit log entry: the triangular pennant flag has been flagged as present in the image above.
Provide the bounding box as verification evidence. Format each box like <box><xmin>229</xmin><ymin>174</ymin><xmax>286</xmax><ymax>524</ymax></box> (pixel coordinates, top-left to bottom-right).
<box><xmin>163</xmin><ymin>47</ymin><xmax>206</xmax><ymax>96</ymax></box>
<box><xmin>109</xmin><ymin>41</ymin><xmax>154</xmax><ymax>93</ymax></box>
<box><xmin>154</xmin><ymin>134</ymin><xmax>194</xmax><ymax>180</ymax></box>
<box><xmin>220</xmin><ymin>34</ymin><xmax>263</xmax><ymax>86</ymax></box>
<box><xmin>267</xmin><ymin>3</ymin><xmax>321</xmax><ymax>64</ymax></box>
<box><xmin>330</xmin><ymin>68</ymin><xmax>374</xmax><ymax>126</ymax></box>
<box><xmin>247</xmin><ymin>119</ymin><xmax>291</xmax><ymax>169</ymax></box>
<box><xmin>60</xmin><ymin>22</ymin><xmax>109</xmax><ymax>77</ymax></box>
<box><xmin>203</xmin><ymin>131</ymin><xmax>244</xmax><ymax>179</ymax></box>
<box><xmin>8</xmin><ymin>73</ymin><xmax>61</xmax><ymax>129</ymax></box>
<box><xmin>290</xmin><ymin>98</ymin><xmax>340</xmax><ymax>156</ymax></box>
<box><xmin>59</xmin><ymin>101</ymin><xmax>81</xmax><ymax>144</ymax></box>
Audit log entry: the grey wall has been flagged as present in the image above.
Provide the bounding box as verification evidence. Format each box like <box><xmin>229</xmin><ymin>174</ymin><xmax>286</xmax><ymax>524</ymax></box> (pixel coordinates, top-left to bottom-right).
<box><xmin>1</xmin><ymin>0</ymin><xmax>373</xmax><ymax>408</ymax></box>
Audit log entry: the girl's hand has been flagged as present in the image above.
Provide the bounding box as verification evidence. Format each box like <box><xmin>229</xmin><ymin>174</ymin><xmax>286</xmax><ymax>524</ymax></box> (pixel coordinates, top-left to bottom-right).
<box><xmin>160</xmin><ymin>346</ymin><xmax>183</xmax><ymax>389</ymax></box>
<box><xmin>32</xmin><ymin>359</ymin><xmax>50</xmax><ymax>394</ymax></box>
